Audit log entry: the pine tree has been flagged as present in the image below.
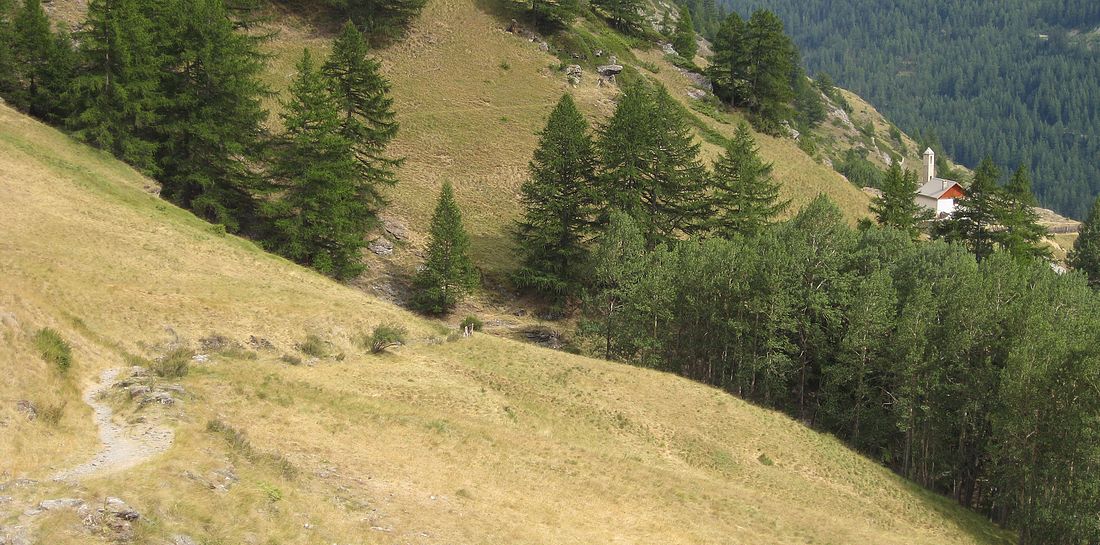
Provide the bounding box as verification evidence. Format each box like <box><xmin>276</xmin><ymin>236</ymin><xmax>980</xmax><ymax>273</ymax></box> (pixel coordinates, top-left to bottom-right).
<box><xmin>936</xmin><ymin>156</ymin><xmax>1001</xmax><ymax>261</ymax></box>
<box><xmin>597</xmin><ymin>82</ymin><xmax>707</xmax><ymax>248</ymax></box>
<box><xmin>264</xmin><ymin>49</ymin><xmax>368</xmax><ymax>279</ymax></box>
<box><xmin>1069</xmin><ymin>196</ymin><xmax>1100</xmax><ymax>286</ymax></box>
<box><xmin>589</xmin><ymin>0</ymin><xmax>643</xmax><ymax>33</ymax></box>
<box><xmin>330</xmin><ymin>0</ymin><xmax>426</xmax><ymax>44</ymax></box>
<box><xmin>870</xmin><ymin>162</ymin><xmax>932</xmax><ymax>239</ymax></box>
<box><xmin>36</xmin><ymin>27</ymin><xmax>77</xmax><ymax>124</ymax></box>
<box><xmin>995</xmin><ymin>164</ymin><xmax>1049</xmax><ymax>261</ymax></box>
<box><xmin>513</xmin><ymin>93</ymin><xmax>599</xmax><ymax>298</ymax></box>
<box><xmin>155</xmin><ymin>0</ymin><xmax>270</xmax><ymax>231</ymax></box>
<box><xmin>11</xmin><ymin>0</ymin><xmax>51</xmax><ymax>115</ymax></box>
<box><xmin>0</xmin><ymin>0</ymin><xmax>16</xmax><ymax>103</ymax></box>
<box><xmin>741</xmin><ymin>9</ymin><xmax>796</xmax><ymax>129</ymax></box>
<box><xmin>672</xmin><ymin>6</ymin><xmax>698</xmax><ymax>60</ymax></box>
<box><xmin>412</xmin><ymin>182</ymin><xmax>478</xmax><ymax>314</ymax></box>
<box><xmin>706</xmin><ymin>122</ymin><xmax>787</xmax><ymax>238</ymax></box>
<box><xmin>707</xmin><ymin>12</ymin><xmax>747</xmax><ymax>106</ymax></box>
<box><xmin>68</xmin><ymin>0</ymin><xmax>163</xmax><ymax>173</ymax></box>
<box><xmin>322</xmin><ymin>20</ymin><xmax>400</xmax><ymax>214</ymax></box>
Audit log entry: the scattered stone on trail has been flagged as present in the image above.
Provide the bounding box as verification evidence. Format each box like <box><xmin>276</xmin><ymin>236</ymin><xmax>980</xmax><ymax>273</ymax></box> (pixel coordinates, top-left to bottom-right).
<box><xmin>248</xmin><ymin>335</ymin><xmax>274</xmax><ymax>351</ymax></box>
<box><xmin>14</xmin><ymin>401</ymin><xmax>36</xmax><ymax>421</ymax></box>
<box><xmin>597</xmin><ymin>64</ymin><xmax>623</xmax><ymax>77</ymax></box>
<box><xmin>369</xmin><ymin>237</ymin><xmax>394</xmax><ymax>256</ymax></box>
<box><xmin>39</xmin><ymin>498</ymin><xmax>85</xmax><ymax>511</ymax></box>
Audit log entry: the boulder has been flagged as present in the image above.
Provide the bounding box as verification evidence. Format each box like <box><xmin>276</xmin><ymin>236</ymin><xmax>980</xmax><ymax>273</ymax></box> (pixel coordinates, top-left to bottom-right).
<box><xmin>105</xmin><ymin>497</ymin><xmax>140</xmax><ymax>521</ymax></box>
<box><xmin>564</xmin><ymin>64</ymin><xmax>583</xmax><ymax>85</ymax></box>
<box><xmin>368</xmin><ymin>238</ymin><xmax>394</xmax><ymax>256</ymax></box>
<box><xmin>39</xmin><ymin>498</ymin><xmax>85</xmax><ymax>511</ymax></box>
<box><xmin>14</xmin><ymin>400</ymin><xmax>36</xmax><ymax>421</ymax></box>
<box><xmin>381</xmin><ymin>217</ymin><xmax>408</xmax><ymax>241</ymax></box>
<box><xmin>597</xmin><ymin>64</ymin><xmax>623</xmax><ymax>77</ymax></box>
<box><xmin>662</xmin><ymin>42</ymin><xmax>676</xmax><ymax>55</ymax></box>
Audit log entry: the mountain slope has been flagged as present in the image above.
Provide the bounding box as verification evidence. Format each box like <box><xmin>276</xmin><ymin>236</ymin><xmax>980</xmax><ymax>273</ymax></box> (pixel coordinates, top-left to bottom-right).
<box><xmin>0</xmin><ymin>104</ymin><xmax>1012</xmax><ymax>544</ymax></box>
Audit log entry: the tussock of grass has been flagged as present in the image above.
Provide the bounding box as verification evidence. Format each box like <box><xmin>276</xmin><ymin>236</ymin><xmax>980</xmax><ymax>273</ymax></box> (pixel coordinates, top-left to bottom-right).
<box><xmin>368</xmin><ymin>323</ymin><xmax>407</xmax><ymax>353</ymax></box>
<box><xmin>297</xmin><ymin>334</ymin><xmax>327</xmax><ymax>357</ymax></box>
<box><xmin>151</xmin><ymin>347</ymin><xmax>193</xmax><ymax>378</ymax></box>
<box><xmin>33</xmin><ymin>327</ymin><xmax>72</xmax><ymax>372</ymax></box>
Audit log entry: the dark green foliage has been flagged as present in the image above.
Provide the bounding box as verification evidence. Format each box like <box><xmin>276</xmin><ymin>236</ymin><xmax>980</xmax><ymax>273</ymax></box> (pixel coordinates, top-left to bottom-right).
<box><xmin>11</xmin><ymin>0</ymin><xmax>51</xmax><ymax>115</ymax></box>
<box><xmin>589</xmin><ymin>0</ymin><xmax>644</xmax><ymax>33</ymax></box>
<box><xmin>152</xmin><ymin>0</ymin><xmax>269</xmax><ymax>232</ymax></box>
<box><xmin>513</xmin><ymin>93</ymin><xmax>599</xmax><ymax>298</ymax></box>
<box><xmin>328</xmin><ymin>0</ymin><xmax>427</xmax><ymax>44</ymax></box>
<box><xmin>412</xmin><ymin>182</ymin><xmax>478</xmax><ymax>314</ymax></box>
<box><xmin>0</xmin><ymin>0</ymin><xmax>16</xmax><ymax>102</ymax></box>
<box><xmin>707</xmin><ymin>10</ymin><xmax>798</xmax><ymax>132</ymax></box>
<box><xmin>721</xmin><ymin>0</ymin><xmax>1100</xmax><ymax>219</ymax></box>
<box><xmin>997</xmin><ymin>165</ymin><xmax>1050</xmax><ymax>261</ymax></box>
<box><xmin>671</xmin><ymin>7</ymin><xmax>697</xmax><ymax>60</ymax></box>
<box><xmin>460</xmin><ymin>315</ymin><xmax>484</xmax><ymax>332</ymax></box>
<box><xmin>68</xmin><ymin>0</ymin><xmax>163</xmax><ymax>173</ymax></box>
<box><xmin>578</xmin><ymin>195</ymin><xmax>1100</xmax><ymax>542</ymax></box>
<box><xmin>264</xmin><ymin>50</ymin><xmax>370</xmax><ymax>280</ymax></box>
<box><xmin>368</xmin><ymin>323</ymin><xmax>407</xmax><ymax>353</ymax></box>
<box><xmin>33</xmin><ymin>327</ymin><xmax>72</xmax><ymax>372</ymax></box>
<box><xmin>597</xmin><ymin>82</ymin><xmax>707</xmax><ymax>248</ymax></box>
<box><xmin>297</xmin><ymin>333</ymin><xmax>327</xmax><ymax>357</ymax></box>
<box><xmin>511</xmin><ymin>0</ymin><xmax>579</xmax><ymax>31</ymax></box>
<box><xmin>152</xmin><ymin>347</ymin><xmax>193</xmax><ymax>378</ymax></box>
<box><xmin>870</xmin><ymin>162</ymin><xmax>931</xmax><ymax>239</ymax></box>
<box><xmin>322</xmin><ymin>21</ymin><xmax>400</xmax><ymax>213</ymax></box>
<box><xmin>705</xmin><ymin>122</ymin><xmax>787</xmax><ymax>237</ymax></box>
<box><xmin>1070</xmin><ymin>197</ymin><xmax>1100</xmax><ymax>287</ymax></box>
<box><xmin>936</xmin><ymin>157</ymin><xmax>1002</xmax><ymax>262</ymax></box>
<box><xmin>836</xmin><ymin>148</ymin><xmax>883</xmax><ymax>189</ymax></box>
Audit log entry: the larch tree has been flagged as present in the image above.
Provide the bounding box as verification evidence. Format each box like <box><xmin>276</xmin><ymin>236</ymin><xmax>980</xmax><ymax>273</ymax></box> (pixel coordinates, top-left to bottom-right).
<box><xmin>1070</xmin><ymin>196</ymin><xmax>1100</xmax><ymax>287</ymax></box>
<box><xmin>589</xmin><ymin>0</ymin><xmax>643</xmax><ymax>33</ymax></box>
<box><xmin>412</xmin><ymin>182</ymin><xmax>478</xmax><ymax>314</ymax></box>
<box><xmin>870</xmin><ymin>162</ymin><xmax>932</xmax><ymax>240</ymax></box>
<box><xmin>330</xmin><ymin>0</ymin><xmax>427</xmax><ymax>44</ymax></box>
<box><xmin>706</xmin><ymin>121</ymin><xmax>787</xmax><ymax>238</ymax></box>
<box><xmin>937</xmin><ymin>156</ymin><xmax>1001</xmax><ymax>261</ymax></box>
<box><xmin>264</xmin><ymin>49</ymin><xmax>369</xmax><ymax>280</ymax></box>
<box><xmin>995</xmin><ymin>164</ymin><xmax>1049</xmax><ymax>261</ymax></box>
<box><xmin>513</xmin><ymin>93</ymin><xmax>599</xmax><ymax>298</ymax></box>
<box><xmin>322</xmin><ymin>20</ymin><xmax>400</xmax><ymax>217</ymax></box>
<box><xmin>11</xmin><ymin>0</ymin><xmax>51</xmax><ymax>116</ymax></box>
<box><xmin>672</xmin><ymin>6</ymin><xmax>697</xmax><ymax>60</ymax></box>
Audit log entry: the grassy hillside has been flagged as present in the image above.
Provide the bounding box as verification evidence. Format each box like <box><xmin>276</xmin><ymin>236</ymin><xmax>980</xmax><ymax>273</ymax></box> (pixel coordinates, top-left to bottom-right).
<box><xmin>0</xmin><ymin>103</ymin><xmax>1012</xmax><ymax>544</ymax></box>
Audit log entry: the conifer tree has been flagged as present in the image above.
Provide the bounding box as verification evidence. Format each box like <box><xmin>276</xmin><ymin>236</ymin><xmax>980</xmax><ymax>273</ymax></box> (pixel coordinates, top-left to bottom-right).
<box><xmin>936</xmin><ymin>156</ymin><xmax>1001</xmax><ymax>261</ymax></box>
<box><xmin>69</xmin><ymin>0</ymin><xmax>163</xmax><ymax>173</ymax></box>
<box><xmin>322</xmin><ymin>20</ymin><xmax>400</xmax><ymax>213</ymax></box>
<box><xmin>155</xmin><ymin>0</ymin><xmax>270</xmax><ymax>231</ymax></box>
<box><xmin>0</xmin><ymin>0</ymin><xmax>16</xmax><ymax>103</ymax></box>
<box><xmin>1069</xmin><ymin>196</ymin><xmax>1100</xmax><ymax>287</ymax></box>
<box><xmin>36</xmin><ymin>27</ymin><xmax>77</xmax><ymax>124</ymax></box>
<box><xmin>412</xmin><ymin>182</ymin><xmax>478</xmax><ymax>314</ymax></box>
<box><xmin>513</xmin><ymin>93</ymin><xmax>598</xmax><ymax>298</ymax></box>
<box><xmin>331</xmin><ymin>0</ymin><xmax>426</xmax><ymax>44</ymax></box>
<box><xmin>995</xmin><ymin>165</ymin><xmax>1049</xmax><ymax>261</ymax></box>
<box><xmin>264</xmin><ymin>49</ymin><xmax>368</xmax><ymax>279</ymax></box>
<box><xmin>672</xmin><ymin>6</ymin><xmax>697</xmax><ymax>60</ymax></box>
<box><xmin>870</xmin><ymin>162</ymin><xmax>932</xmax><ymax>240</ymax></box>
<box><xmin>589</xmin><ymin>0</ymin><xmax>643</xmax><ymax>33</ymax></box>
<box><xmin>742</xmin><ymin>10</ymin><xmax>796</xmax><ymax>128</ymax></box>
<box><xmin>11</xmin><ymin>0</ymin><xmax>51</xmax><ymax>116</ymax></box>
<box><xmin>707</xmin><ymin>12</ymin><xmax>747</xmax><ymax>105</ymax></box>
<box><xmin>598</xmin><ymin>82</ymin><xmax>707</xmax><ymax>248</ymax></box>
<box><xmin>706</xmin><ymin>122</ymin><xmax>787</xmax><ymax>238</ymax></box>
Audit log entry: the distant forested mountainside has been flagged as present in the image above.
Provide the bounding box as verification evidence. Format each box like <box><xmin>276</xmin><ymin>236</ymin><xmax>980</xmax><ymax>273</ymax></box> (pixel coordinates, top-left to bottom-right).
<box><xmin>719</xmin><ymin>0</ymin><xmax>1100</xmax><ymax>219</ymax></box>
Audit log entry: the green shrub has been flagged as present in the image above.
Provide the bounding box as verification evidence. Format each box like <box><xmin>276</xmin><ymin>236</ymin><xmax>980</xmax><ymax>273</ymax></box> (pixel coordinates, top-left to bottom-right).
<box><xmin>280</xmin><ymin>354</ymin><xmax>303</xmax><ymax>366</ymax></box>
<box><xmin>38</xmin><ymin>401</ymin><xmax>66</xmax><ymax>426</ymax></box>
<box><xmin>758</xmin><ymin>453</ymin><xmax>774</xmax><ymax>466</ymax></box>
<box><xmin>152</xmin><ymin>347</ymin><xmax>193</xmax><ymax>378</ymax></box>
<box><xmin>297</xmin><ymin>334</ymin><xmax>326</xmax><ymax>357</ymax></box>
<box><xmin>460</xmin><ymin>315</ymin><xmax>484</xmax><ymax>332</ymax></box>
<box><xmin>368</xmin><ymin>323</ymin><xmax>407</xmax><ymax>354</ymax></box>
<box><xmin>33</xmin><ymin>328</ymin><xmax>72</xmax><ymax>372</ymax></box>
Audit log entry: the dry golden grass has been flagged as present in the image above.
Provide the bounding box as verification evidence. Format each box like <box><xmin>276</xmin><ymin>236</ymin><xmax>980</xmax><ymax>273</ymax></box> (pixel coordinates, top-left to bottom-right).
<box><xmin>0</xmin><ymin>100</ymin><xmax>1014</xmax><ymax>544</ymax></box>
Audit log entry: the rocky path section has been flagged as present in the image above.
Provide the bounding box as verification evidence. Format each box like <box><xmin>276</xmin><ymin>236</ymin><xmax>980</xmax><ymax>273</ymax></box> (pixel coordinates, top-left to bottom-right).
<box><xmin>51</xmin><ymin>368</ymin><xmax>174</xmax><ymax>482</ymax></box>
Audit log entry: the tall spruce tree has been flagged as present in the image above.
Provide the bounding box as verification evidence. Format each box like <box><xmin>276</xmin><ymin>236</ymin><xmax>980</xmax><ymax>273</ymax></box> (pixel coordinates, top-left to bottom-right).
<box><xmin>598</xmin><ymin>82</ymin><xmax>707</xmax><ymax>248</ymax></box>
<box><xmin>937</xmin><ymin>156</ymin><xmax>1001</xmax><ymax>261</ymax></box>
<box><xmin>870</xmin><ymin>162</ymin><xmax>932</xmax><ymax>239</ymax></box>
<box><xmin>1070</xmin><ymin>196</ymin><xmax>1100</xmax><ymax>287</ymax></box>
<box><xmin>329</xmin><ymin>0</ymin><xmax>426</xmax><ymax>44</ymax></box>
<box><xmin>742</xmin><ymin>10</ymin><xmax>796</xmax><ymax>129</ymax></box>
<box><xmin>412</xmin><ymin>182</ymin><xmax>478</xmax><ymax>314</ymax></box>
<box><xmin>672</xmin><ymin>6</ymin><xmax>698</xmax><ymax>60</ymax></box>
<box><xmin>995</xmin><ymin>164</ymin><xmax>1049</xmax><ymax>261</ymax></box>
<box><xmin>0</xmin><ymin>0</ymin><xmax>16</xmax><ymax>103</ymax></box>
<box><xmin>11</xmin><ymin>0</ymin><xmax>51</xmax><ymax>116</ymax></box>
<box><xmin>707</xmin><ymin>12</ymin><xmax>747</xmax><ymax>106</ymax></box>
<box><xmin>69</xmin><ymin>0</ymin><xmax>163</xmax><ymax>173</ymax></box>
<box><xmin>706</xmin><ymin>122</ymin><xmax>787</xmax><ymax>238</ymax></box>
<box><xmin>36</xmin><ymin>26</ymin><xmax>77</xmax><ymax>125</ymax></box>
<box><xmin>589</xmin><ymin>0</ymin><xmax>643</xmax><ymax>33</ymax></box>
<box><xmin>155</xmin><ymin>0</ymin><xmax>270</xmax><ymax>231</ymax></box>
<box><xmin>513</xmin><ymin>93</ymin><xmax>598</xmax><ymax>298</ymax></box>
<box><xmin>264</xmin><ymin>49</ymin><xmax>368</xmax><ymax>279</ymax></box>
<box><xmin>322</xmin><ymin>20</ymin><xmax>400</xmax><ymax>214</ymax></box>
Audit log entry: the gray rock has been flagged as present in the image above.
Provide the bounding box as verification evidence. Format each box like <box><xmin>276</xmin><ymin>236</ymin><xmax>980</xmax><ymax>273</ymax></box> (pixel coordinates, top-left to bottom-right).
<box><xmin>39</xmin><ymin>498</ymin><xmax>84</xmax><ymax>510</ymax></box>
<box><xmin>596</xmin><ymin>64</ymin><xmax>623</xmax><ymax>77</ymax></box>
<box><xmin>172</xmin><ymin>535</ymin><xmax>198</xmax><ymax>545</ymax></box>
<box><xmin>15</xmin><ymin>401</ymin><xmax>35</xmax><ymax>421</ymax></box>
<box><xmin>105</xmin><ymin>497</ymin><xmax>140</xmax><ymax>521</ymax></box>
<box><xmin>127</xmin><ymin>385</ymin><xmax>152</xmax><ymax>399</ymax></box>
<box><xmin>381</xmin><ymin>217</ymin><xmax>409</xmax><ymax>241</ymax></box>
<box><xmin>248</xmin><ymin>335</ymin><xmax>274</xmax><ymax>351</ymax></box>
<box><xmin>686</xmin><ymin>88</ymin><xmax>707</xmax><ymax>100</ymax></box>
<box><xmin>594</xmin><ymin>49</ymin><xmax>604</xmax><ymax>57</ymax></box>
<box><xmin>662</xmin><ymin>42</ymin><xmax>676</xmax><ymax>55</ymax></box>
<box><xmin>608</xmin><ymin>55</ymin><xmax>617</xmax><ymax>65</ymax></box>
<box><xmin>368</xmin><ymin>238</ymin><xmax>394</xmax><ymax>256</ymax></box>
<box><xmin>538</xmin><ymin>41</ymin><xmax>548</xmax><ymax>52</ymax></box>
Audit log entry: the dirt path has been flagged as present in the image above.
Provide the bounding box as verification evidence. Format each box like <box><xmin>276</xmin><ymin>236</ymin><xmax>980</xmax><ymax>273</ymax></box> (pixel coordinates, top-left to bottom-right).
<box><xmin>50</xmin><ymin>368</ymin><xmax>174</xmax><ymax>482</ymax></box>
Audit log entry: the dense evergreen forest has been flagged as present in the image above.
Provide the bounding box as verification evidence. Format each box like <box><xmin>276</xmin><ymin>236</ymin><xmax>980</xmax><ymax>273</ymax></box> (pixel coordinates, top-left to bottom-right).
<box><xmin>720</xmin><ymin>0</ymin><xmax>1100</xmax><ymax>219</ymax></box>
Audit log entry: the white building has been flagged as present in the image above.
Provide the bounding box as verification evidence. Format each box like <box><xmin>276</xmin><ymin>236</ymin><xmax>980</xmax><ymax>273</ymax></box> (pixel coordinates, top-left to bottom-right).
<box><xmin>914</xmin><ymin>148</ymin><xmax>966</xmax><ymax>218</ymax></box>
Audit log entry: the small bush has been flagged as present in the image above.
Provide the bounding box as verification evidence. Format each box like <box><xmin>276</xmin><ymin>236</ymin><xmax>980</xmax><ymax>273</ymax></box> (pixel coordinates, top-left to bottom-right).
<box><xmin>151</xmin><ymin>347</ymin><xmax>193</xmax><ymax>378</ymax></box>
<box><xmin>368</xmin><ymin>323</ymin><xmax>407</xmax><ymax>354</ymax></box>
<box><xmin>34</xmin><ymin>328</ymin><xmax>72</xmax><ymax>372</ymax></box>
<box><xmin>297</xmin><ymin>334</ymin><xmax>326</xmax><ymax>357</ymax></box>
<box><xmin>460</xmin><ymin>315</ymin><xmax>483</xmax><ymax>332</ymax></box>
<box><xmin>758</xmin><ymin>453</ymin><xmax>774</xmax><ymax>466</ymax></box>
<box><xmin>280</xmin><ymin>354</ymin><xmax>303</xmax><ymax>366</ymax></box>
<box><xmin>38</xmin><ymin>401</ymin><xmax>66</xmax><ymax>426</ymax></box>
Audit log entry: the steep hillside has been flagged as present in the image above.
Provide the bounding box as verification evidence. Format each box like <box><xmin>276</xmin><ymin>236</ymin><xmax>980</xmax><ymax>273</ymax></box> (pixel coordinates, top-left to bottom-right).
<box><xmin>0</xmin><ymin>104</ymin><xmax>1012</xmax><ymax>544</ymax></box>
